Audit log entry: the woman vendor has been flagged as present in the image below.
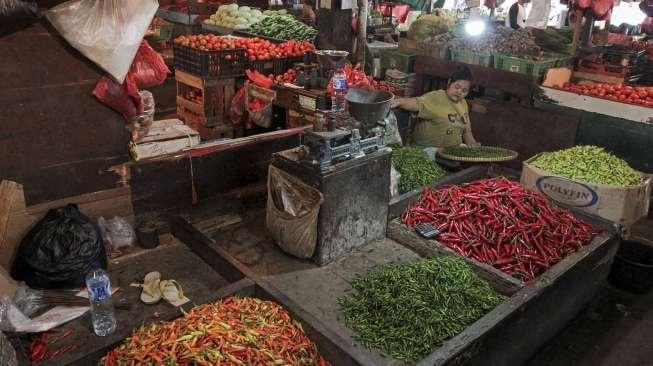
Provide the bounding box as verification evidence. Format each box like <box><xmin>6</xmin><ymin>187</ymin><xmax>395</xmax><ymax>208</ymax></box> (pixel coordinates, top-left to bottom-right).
<box><xmin>391</xmin><ymin>66</ymin><xmax>480</xmax><ymax>157</ymax></box>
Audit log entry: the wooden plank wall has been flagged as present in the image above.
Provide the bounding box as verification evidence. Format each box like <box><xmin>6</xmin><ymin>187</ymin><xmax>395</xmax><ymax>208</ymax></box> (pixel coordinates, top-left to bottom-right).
<box><xmin>130</xmin><ymin>134</ymin><xmax>300</xmax><ymax>218</ymax></box>
<box><xmin>470</xmin><ymin>100</ymin><xmax>580</xmax><ymax>169</ymax></box>
<box><xmin>0</xmin><ymin>22</ymin><xmax>130</xmax><ymax>205</ymax></box>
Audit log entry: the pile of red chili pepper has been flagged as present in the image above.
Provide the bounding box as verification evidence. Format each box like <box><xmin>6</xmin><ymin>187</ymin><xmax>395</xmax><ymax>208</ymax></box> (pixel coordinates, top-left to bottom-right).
<box><xmin>102</xmin><ymin>297</ymin><xmax>331</xmax><ymax>366</ymax></box>
<box><xmin>402</xmin><ymin>178</ymin><xmax>601</xmax><ymax>282</ymax></box>
<box><xmin>326</xmin><ymin>63</ymin><xmax>396</xmax><ymax>94</ymax></box>
<box><xmin>26</xmin><ymin>328</ymin><xmax>76</xmax><ymax>363</ymax></box>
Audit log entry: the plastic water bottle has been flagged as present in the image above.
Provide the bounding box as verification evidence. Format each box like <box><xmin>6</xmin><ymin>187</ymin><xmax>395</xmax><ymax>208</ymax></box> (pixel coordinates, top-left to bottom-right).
<box><xmin>86</xmin><ymin>268</ymin><xmax>116</xmax><ymax>337</ymax></box>
<box><xmin>331</xmin><ymin>64</ymin><xmax>348</xmax><ymax>114</ymax></box>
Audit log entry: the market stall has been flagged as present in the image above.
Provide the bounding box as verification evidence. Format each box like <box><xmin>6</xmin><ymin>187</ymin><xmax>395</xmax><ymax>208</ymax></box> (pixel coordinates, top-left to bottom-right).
<box><xmin>3</xmin><ymin>0</ymin><xmax>653</xmax><ymax>365</ymax></box>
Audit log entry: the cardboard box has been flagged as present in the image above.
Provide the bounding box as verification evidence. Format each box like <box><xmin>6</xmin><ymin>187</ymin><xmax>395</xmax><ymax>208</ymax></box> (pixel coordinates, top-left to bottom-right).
<box><xmin>521</xmin><ymin>155</ymin><xmax>652</xmax><ymax>230</ymax></box>
<box><xmin>129</xmin><ymin>119</ymin><xmax>200</xmax><ymax>161</ymax></box>
<box><xmin>0</xmin><ymin>265</ymin><xmax>17</xmax><ymax>299</ymax></box>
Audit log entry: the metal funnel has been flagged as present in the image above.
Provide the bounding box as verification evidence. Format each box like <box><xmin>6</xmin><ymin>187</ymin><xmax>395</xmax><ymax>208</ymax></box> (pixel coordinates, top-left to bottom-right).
<box><xmin>346</xmin><ymin>88</ymin><xmax>394</xmax><ymax>128</ymax></box>
<box><xmin>314</xmin><ymin>50</ymin><xmax>349</xmax><ymax>68</ymax></box>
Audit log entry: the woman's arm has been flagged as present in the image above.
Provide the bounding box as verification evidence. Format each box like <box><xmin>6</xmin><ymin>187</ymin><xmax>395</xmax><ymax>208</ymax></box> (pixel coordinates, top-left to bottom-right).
<box><xmin>463</xmin><ymin>128</ymin><xmax>480</xmax><ymax>147</ymax></box>
<box><xmin>391</xmin><ymin>97</ymin><xmax>419</xmax><ymax>112</ymax></box>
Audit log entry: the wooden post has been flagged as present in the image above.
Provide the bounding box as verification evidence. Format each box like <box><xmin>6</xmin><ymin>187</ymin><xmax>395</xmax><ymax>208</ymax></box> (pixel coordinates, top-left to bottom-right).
<box><xmin>570</xmin><ymin>9</ymin><xmax>583</xmax><ymax>56</ymax></box>
<box><xmin>356</xmin><ymin>0</ymin><xmax>368</xmax><ymax>64</ymax></box>
<box><xmin>580</xmin><ymin>13</ymin><xmax>595</xmax><ymax>49</ymax></box>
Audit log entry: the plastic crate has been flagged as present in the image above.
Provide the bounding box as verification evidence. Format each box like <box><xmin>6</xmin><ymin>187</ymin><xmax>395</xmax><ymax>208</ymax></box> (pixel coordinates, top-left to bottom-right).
<box><xmin>555</xmin><ymin>55</ymin><xmax>574</xmax><ymax>68</ymax></box>
<box><xmin>450</xmin><ymin>49</ymin><xmax>493</xmax><ymax>67</ymax></box>
<box><xmin>492</xmin><ymin>54</ymin><xmax>561</xmax><ymax>76</ymax></box>
<box><xmin>247</xmin><ymin>58</ymin><xmax>286</xmax><ymax>76</ymax></box>
<box><xmin>380</xmin><ymin>50</ymin><xmax>416</xmax><ymax>74</ymax></box>
<box><xmin>426</xmin><ymin>45</ymin><xmax>449</xmax><ymax>60</ymax></box>
<box><xmin>285</xmin><ymin>56</ymin><xmax>304</xmax><ymax>70</ymax></box>
<box><xmin>150</xmin><ymin>23</ymin><xmax>174</xmax><ymax>42</ymax></box>
<box><xmin>385</xmin><ymin>70</ymin><xmax>416</xmax><ymax>97</ymax></box>
<box><xmin>173</xmin><ymin>43</ymin><xmax>246</xmax><ymax>79</ymax></box>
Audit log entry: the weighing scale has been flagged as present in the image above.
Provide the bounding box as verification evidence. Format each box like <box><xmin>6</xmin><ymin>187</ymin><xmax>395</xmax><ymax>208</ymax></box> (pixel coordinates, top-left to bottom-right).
<box><xmin>271</xmin><ymin>57</ymin><xmax>394</xmax><ymax>264</ymax></box>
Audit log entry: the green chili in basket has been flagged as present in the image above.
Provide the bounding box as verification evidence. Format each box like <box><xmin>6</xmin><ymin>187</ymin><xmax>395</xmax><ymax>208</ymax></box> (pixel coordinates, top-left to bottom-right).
<box><xmin>338</xmin><ymin>257</ymin><xmax>505</xmax><ymax>363</ymax></box>
<box><xmin>392</xmin><ymin>147</ymin><xmax>446</xmax><ymax>194</ymax></box>
<box><xmin>532</xmin><ymin>145</ymin><xmax>643</xmax><ymax>187</ymax></box>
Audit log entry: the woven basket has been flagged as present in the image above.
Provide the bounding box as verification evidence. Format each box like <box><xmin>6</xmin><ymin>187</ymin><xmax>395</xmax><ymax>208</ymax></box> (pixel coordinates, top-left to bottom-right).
<box><xmin>438</xmin><ymin>146</ymin><xmax>518</xmax><ymax>163</ymax></box>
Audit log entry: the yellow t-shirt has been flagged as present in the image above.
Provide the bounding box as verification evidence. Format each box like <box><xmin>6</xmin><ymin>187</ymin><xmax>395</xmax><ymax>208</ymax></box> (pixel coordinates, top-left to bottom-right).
<box><xmin>412</xmin><ymin>90</ymin><xmax>470</xmax><ymax>148</ymax></box>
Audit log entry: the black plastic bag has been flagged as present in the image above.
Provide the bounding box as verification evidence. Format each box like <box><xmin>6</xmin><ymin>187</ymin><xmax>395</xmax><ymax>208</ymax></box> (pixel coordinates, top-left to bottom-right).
<box><xmin>0</xmin><ymin>0</ymin><xmax>37</xmax><ymax>22</ymax></box>
<box><xmin>11</xmin><ymin>204</ymin><xmax>107</xmax><ymax>289</ymax></box>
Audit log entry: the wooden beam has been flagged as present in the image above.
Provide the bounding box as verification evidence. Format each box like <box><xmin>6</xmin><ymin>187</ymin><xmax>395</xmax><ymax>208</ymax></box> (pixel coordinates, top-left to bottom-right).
<box><xmin>356</xmin><ymin>0</ymin><xmax>368</xmax><ymax>64</ymax></box>
<box><xmin>570</xmin><ymin>9</ymin><xmax>583</xmax><ymax>56</ymax></box>
<box><xmin>170</xmin><ymin>216</ymin><xmax>252</xmax><ymax>282</ymax></box>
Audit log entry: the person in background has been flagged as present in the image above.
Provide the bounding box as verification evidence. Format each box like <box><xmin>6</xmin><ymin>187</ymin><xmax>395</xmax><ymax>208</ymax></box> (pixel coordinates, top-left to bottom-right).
<box><xmin>391</xmin><ymin>66</ymin><xmax>480</xmax><ymax>159</ymax></box>
<box><xmin>507</xmin><ymin>0</ymin><xmax>529</xmax><ymax>29</ymax></box>
<box><xmin>641</xmin><ymin>0</ymin><xmax>653</xmax><ymax>36</ymax></box>
<box><xmin>301</xmin><ymin>0</ymin><xmax>316</xmax><ymax>25</ymax></box>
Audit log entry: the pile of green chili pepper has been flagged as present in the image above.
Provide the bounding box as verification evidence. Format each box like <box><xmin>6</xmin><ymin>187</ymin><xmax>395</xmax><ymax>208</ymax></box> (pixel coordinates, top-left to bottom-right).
<box><xmin>250</xmin><ymin>15</ymin><xmax>318</xmax><ymax>41</ymax></box>
<box><xmin>440</xmin><ymin>145</ymin><xmax>515</xmax><ymax>159</ymax></box>
<box><xmin>531</xmin><ymin>145</ymin><xmax>643</xmax><ymax>187</ymax></box>
<box><xmin>392</xmin><ymin>147</ymin><xmax>446</xmax><ymax>194</ymax></box>
<box><xmin>102</xmin><ymin>297</ymin><xmax>330</xmax><ymax>366</ymax></box>
<box><xmin>338</xmin><ymin>257</ymin><xmax>504</xmax><ymax>363</ymax></box>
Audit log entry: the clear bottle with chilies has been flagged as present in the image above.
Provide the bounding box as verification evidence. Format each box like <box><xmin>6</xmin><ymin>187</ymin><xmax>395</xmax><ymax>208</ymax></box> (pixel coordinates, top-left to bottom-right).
<box><xmin>86</xmin><ymin>268</ymin><xmax>116</xmax><ymax>336</ymax></box>
<box><xmin>331</xmin><ymin>63</ymin><xmax>348</xmax><ymax>115</ymax></box>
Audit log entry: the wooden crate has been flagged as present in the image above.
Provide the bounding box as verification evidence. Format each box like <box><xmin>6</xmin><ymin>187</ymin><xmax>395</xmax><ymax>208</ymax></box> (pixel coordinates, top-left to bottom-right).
<box><xmin>175</xmin><ymin>70</ymin><xmax>236</xmax><ymax>127</ymax></box>
<box><xmin>177</xmin><ymin>105</ymin><xmax>242</xmax><ymax>140</ymax></box>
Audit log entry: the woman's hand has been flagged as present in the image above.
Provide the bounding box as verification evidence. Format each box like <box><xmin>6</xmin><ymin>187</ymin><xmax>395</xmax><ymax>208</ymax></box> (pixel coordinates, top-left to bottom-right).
<box><xmin>392</xmin><ymin>97</ymin><xmax>419</xmax><ymax>112</ymax></box>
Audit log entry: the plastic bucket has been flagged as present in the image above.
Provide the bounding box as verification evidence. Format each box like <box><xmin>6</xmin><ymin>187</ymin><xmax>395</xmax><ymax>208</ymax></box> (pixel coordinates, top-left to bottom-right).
<box><xmin>608</xmin><ymin>240</ymin><xmax>653</xmax><ymax>294</ymax></box>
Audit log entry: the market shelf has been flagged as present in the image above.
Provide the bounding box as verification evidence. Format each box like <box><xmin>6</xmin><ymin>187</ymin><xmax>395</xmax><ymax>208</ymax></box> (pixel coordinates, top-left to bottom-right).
<box><xmin>539</xmin><ymin>86</ymin><xmax>652</xmax><ymax>124</ymax></box>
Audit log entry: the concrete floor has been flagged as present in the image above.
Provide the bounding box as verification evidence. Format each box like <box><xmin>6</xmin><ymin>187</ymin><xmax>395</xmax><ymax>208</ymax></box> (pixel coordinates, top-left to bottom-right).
<box><xmin>526</xmin><ymin>283</ymin><xmax>653</xmax><ymax>366</ymax></box>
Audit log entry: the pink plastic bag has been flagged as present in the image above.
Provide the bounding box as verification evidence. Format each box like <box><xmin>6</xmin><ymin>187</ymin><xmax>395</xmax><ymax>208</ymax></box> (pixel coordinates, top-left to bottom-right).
<box><xmin>92</xmin><ymin>74</ymin><xmax>143</xmax><ymax>120</ymax></box>
<box><xmin>129</xmin><ymin>40</ymin><xmax>170</xmax><ymax>88</ymax></box>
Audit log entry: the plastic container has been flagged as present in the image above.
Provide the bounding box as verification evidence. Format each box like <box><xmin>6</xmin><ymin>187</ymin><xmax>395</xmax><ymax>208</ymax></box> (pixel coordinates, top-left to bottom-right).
<box><xmin>492</xmin><ymin>54</ymin><xmax>560</xmax><ymax>76</ymax></box>
<box><xmin>450</xmin><ymin>49</ymin><xmax>493</xmax><ymax>67</ymax></box>
<box><xmin>86</xmin><ymin>268</ymin><xmax>116</xmax><ymax>336</ymax></box>
<box><xmin>608</xmin><ymin>240</ymin><xmax>653</xmax><ymax>294</ymax></box>
<box><xmin>331</xmin><ymin>65</ymin><xmax>348</xmax><ymax>114</ymax></box>
<box><xmin>137</xmin><ymin>222</ymin><xmax>159</xmax><ymax>249</ymax></box>
<box><xmin>247</xmin><ymin>58</ymin><xmax>286</xmax><ymax>76</ymax></box>
<box><xmin>173</xmin><ymin>43</ymin><xmax>246</xmax><ymax>79</ymax></box>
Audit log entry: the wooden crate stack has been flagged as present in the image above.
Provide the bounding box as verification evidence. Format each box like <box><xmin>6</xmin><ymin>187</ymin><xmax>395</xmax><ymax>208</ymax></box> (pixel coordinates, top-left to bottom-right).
<box><xmin>175</xmin><ymin>70</ymin><xmax>243</xmax><ymax>140</ymax></box>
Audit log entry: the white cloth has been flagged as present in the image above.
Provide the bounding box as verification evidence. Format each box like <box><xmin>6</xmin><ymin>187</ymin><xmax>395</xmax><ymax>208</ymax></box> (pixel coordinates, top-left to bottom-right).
<box><xmin>423</xmin><ymin>147</ymin><xmax>439</xmax><ymax>160</ymax></box>
<box><xmin>525</xmin><ymin>0</ymin><xmax>551</xmax><ymax>29</ymax></box>
<box><xmin>505</xmin><ymin>3</ymin><xmax>528</xmax><ymax>29</ymax></box>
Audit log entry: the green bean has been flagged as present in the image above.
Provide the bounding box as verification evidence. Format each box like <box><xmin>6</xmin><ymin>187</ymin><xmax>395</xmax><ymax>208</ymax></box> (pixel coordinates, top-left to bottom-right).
<box><xmin>532</xmin><ymin>145</ymin><xmax>643</xmax><ymax>187</ymax></box>
<box><xmin>338</xmin><ymin>257</ymin><xmax>505</xmax><ymax>363</ymax></box>
<box><xmin>392</xmin><ymin>147</ymin><xmax>446</xmax><ymax>194</ymax></box>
